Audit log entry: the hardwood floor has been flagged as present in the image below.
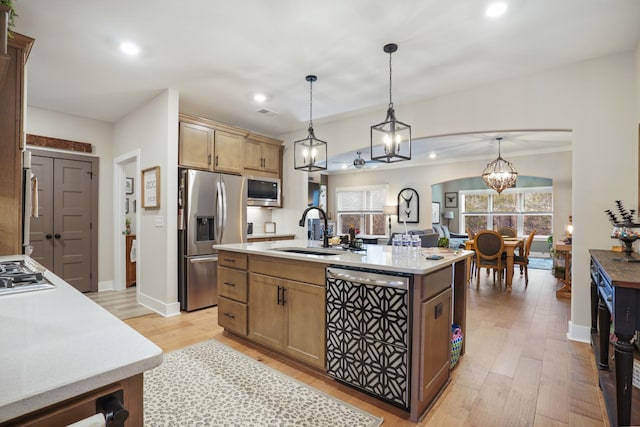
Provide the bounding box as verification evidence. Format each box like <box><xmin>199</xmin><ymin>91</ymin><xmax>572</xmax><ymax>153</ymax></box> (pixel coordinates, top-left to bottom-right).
<box><xmin>124</xmin><ymin>269</ymin><xmax>608</xmax><ymax>426</ymax></box>
<box><xmin>86</xmin><ymin>286</ymin><xmax>154</xmax><ymax>320</ymax></box>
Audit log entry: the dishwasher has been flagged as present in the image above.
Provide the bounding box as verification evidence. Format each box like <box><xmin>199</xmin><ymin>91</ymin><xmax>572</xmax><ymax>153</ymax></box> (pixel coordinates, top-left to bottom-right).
<box><xmin>326</xmin><ymin>266</ymin><xmax>411</xmax><ymax>409</ymax></box>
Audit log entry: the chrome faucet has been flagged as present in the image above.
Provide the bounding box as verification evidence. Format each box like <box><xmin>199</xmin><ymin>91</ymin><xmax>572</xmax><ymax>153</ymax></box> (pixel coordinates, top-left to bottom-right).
<box><xmin>299</xmin><ymin>206</ymin><xmax>330</xmax><ymax>248</ymax></box>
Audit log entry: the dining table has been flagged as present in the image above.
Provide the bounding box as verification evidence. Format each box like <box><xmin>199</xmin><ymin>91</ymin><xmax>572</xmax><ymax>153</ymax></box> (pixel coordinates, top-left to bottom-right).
<box><xmin>465</xmin><ymin>236</ymin><xmax>525</xmax><ymax>291</ymax></box>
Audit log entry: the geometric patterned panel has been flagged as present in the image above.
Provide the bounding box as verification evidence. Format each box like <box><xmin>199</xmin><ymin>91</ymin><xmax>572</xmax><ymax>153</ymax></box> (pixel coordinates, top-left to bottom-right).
<box><xmin>326</xmin><ymin>274</ymin><xmax>410</xmax><ymax>408</ymax></box>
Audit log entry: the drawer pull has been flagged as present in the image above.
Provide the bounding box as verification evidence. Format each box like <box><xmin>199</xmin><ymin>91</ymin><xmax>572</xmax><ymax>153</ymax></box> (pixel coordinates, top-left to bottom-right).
<box><xmin>223</xmin><ymin>281</ymin><xmax>236</xmax><ymax>287</ymax></box>
<box><xmin>223</xmin><ymin>258</ymin><xmax>236</xmax><ymax>263</ymax></box>
<box><xmin>223</xmin><ymin>312</ymin><xmax>236</xmax><ymax>319</ymax></box>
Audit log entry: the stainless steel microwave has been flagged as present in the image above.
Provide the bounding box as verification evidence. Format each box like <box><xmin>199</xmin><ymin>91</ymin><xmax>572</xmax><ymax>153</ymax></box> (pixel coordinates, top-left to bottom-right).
<box><xmin>247</xmin><ymin>176</ymin><xmax>281</xmax><ymax>207</ymax></box>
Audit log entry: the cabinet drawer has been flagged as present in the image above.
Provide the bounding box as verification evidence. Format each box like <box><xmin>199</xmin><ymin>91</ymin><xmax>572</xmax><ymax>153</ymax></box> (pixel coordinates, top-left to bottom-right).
<box><xmin>218</xmin><ymin>267</ymin><xmax>248</xmax><ymax>302</ymax></box>
<box><xmin>219</xmin><ymin>251</ymin><xmax>248</xmax><ymax>270</ymax></box>
<box><xmin>218</xmin><ymin>297</ymin><xmax>247</xmax><ymax>336</ymax></box>
<box><xmin>419</xmin><ymin>266</ymin><xmax>452</xmax><ymax>300</ymax></box>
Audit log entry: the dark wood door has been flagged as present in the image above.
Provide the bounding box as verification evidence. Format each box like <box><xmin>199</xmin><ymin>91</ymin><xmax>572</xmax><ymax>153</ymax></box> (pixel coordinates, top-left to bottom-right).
<box><xmin>30</xmin><ymin>155</ymin><xmax>94</xmax><ymax>292</ymax></box>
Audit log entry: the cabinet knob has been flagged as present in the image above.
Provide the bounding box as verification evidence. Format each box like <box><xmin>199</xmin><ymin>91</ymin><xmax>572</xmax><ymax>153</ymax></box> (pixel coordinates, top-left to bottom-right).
<box><xmin>46</xmin><ymin>234</ymin><xmax>53</xmax><ymax>239</ymax></box>
<box><xmin>54</xmin><ymin>234</ymin><xmax>61</xmax><ymax>239</ymax></box>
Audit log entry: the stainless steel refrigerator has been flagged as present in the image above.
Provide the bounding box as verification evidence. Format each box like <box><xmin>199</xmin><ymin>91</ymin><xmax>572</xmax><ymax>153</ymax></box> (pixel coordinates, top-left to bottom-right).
<box><xmin>178</xmin><ymin>169</ymin><xmax>246</xmax><ymax>311</ymax></box>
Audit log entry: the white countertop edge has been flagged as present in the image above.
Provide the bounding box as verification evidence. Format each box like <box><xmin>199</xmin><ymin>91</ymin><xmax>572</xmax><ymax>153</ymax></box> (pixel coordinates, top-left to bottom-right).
<box><xmin>0</xmin><ymin>254</ymin><xmax>164</xmax><ymax>423</ymax></box>
<box><xmin>1</xmin><ymin>352</ymin><xmax>163</xmax><ymax>422</ymax></box>
<box><xmin>215</xmin><ymin>239</ymin><xmax>473</xmax><ymax>274</ymax></box>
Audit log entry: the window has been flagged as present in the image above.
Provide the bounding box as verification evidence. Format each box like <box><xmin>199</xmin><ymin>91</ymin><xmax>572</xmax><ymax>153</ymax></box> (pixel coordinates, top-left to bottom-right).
<box><xmin>336</xmin><ymin>185</ymin><xmax>387</xmax><ymax>236</ymax></box>
<box><xmin>460</xmin><ymin>187</ymin><xmax>553</xmax><ymax>236</ymax></box>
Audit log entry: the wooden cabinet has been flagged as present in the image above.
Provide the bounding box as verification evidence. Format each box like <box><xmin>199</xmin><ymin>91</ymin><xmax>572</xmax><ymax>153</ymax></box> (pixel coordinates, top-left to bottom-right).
<box><xmin>178</xmin><ymin>114</ymin><xmax>246</xmax><ymax>175</ymax></box>
<box><xmin>4</xmin><ymin>375</ymin><xmax>143</xmax><ymax>427</ymax></box>
<box><xmin>178</xmin><ymin>121</ymin><xmax>213</xmax><ymax>170</ymax></box>
<box><xmin>125</xmin><ymin>234</ymin><xmax>136</xmax><ymax>287</ymax></box>
<box><xmin>0</xmin><ymin>32</ymin><xmax>33</xmax><ymax>256</ymax></box>
<box><xmin>244</xmin><ymin>134</ymin><xmax>282</xmax><ymax>178</ymax></box>
<box><xmin>214</xmin><ymin>130</ymin><xmax>245</xmax><ymax>175</ymax></box>
<box><xmin>248</xmin><ymin>272</ymin><xmax>326</xmax><ymax>368</ymax></box>
<box><xmin>217</xmin><ymin>251</ymin><xmax>248</xmax><ymax>336</ymax></box>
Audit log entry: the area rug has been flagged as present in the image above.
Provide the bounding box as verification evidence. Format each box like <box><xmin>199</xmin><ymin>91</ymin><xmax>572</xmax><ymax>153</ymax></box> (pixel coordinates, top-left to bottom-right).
<box><xmin>144</xmin><ymin>340</ymin><xmax>384</xmax><ymax>427</ymax></box>
<box><xmin>528</xmin><ymin>256</ymin><xmax>552</xmax><ymax>270</ymax></box>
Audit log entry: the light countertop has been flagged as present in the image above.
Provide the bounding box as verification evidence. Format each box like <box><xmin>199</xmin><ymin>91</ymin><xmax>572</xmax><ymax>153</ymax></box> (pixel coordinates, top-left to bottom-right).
<box><xmin>215</xmin><ymin>239</ymin><xmax>473</xmax><ymax>275</ymax></box>
<box><xmin>0</xmin><ymin>255</ymin><xmax>163</xmax><ymax>423</ymax></box>
<box><xmin>247</xmin><ymin>233</ymin><xmax>296</xmax><ymax>239</ymax></box>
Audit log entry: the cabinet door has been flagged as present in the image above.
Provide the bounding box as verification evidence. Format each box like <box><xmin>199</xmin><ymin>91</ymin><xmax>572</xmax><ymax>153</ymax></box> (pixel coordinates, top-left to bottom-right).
<box><xmin>419</xmin><ymin>288</ymin><xmax>452</xmax><ymax>404</ymax></box>
<box><xmin>248</xmin><ymin>273</ymin><xmax>285</xmax><ymax>350</ymax></box>
<box><xmin>284</xmin><ymin>280</ymin><xmax>326</xmax><ymax>368</ymax></box>
<box><xmin>214</xmin><ymin>131</ymin><xmax>244</xmax><ymax>175</ymax></box>
<box><xmin>179</xmin><ymin>122</ymin><xmax>212</xmax><ymax>170</ymax></box>
<box><xmin>244</xmin><ymin>138</ymin><xmax>263</xmax><ymax>171</ymax></box>
<box><xmin>261</xmin><ymin>143</ymin><xmax>281</xmax><ymax>174</ymax></box>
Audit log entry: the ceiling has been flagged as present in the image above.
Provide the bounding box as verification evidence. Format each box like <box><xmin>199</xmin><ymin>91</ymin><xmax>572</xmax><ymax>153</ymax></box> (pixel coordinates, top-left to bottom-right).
<box><xmin>12</xmin><ymin>1</ymin><xmax>640</xmax><ymax>165</ymax></box>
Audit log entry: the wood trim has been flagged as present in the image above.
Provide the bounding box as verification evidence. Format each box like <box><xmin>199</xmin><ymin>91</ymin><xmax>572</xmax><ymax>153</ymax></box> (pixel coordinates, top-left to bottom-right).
<box><xmin>26</xmin><ymin>134</ymin><xmax>93</xmax><ymax>153</ymax></box>
<box><xmin>179</xmin><ymin>113</ymin><xmax>250</xmax><ymax>137</ymax></box>
<box><xmin>246</xmin><ymin>132</ymin><xmax>283</xmax><ymax>146</ymax></box>
<box><xmin>8</xmin><ymin>32</ymin><xmax>35</xmax><ymax>61</ymax></box>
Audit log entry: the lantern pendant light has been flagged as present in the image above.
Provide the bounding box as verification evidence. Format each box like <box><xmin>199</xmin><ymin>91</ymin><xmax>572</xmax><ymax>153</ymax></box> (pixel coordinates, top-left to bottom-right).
<box><xmin>370</xmin><ymin>43</ymin><xmax>411</xmax><ymax>163</ymax></box>
<box><xmin>482</xmin><ymin>137</ymin><xmax>518</xmax><ymax>193</ymax></box>
<box><xmin>294</xmin><ymin>75</ymin><xmax>327</xmax><ymax>171</ymax></box>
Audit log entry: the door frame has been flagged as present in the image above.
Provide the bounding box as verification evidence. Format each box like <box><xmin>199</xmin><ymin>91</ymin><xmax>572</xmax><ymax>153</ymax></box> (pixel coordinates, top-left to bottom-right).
<box><xmin>28</xmin><ymin>148</ymin><xmax>99</xmax><ymax>291</ymax></box>
<box><xmin>114</xmin><ymin>150</ymin><xmax>141</xmax><ymax>291</ymax></box>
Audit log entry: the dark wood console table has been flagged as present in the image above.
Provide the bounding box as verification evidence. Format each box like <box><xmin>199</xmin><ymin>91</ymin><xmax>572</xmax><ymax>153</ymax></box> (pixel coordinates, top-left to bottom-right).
<box><xmin>590</xmin><ymin>249</ymin><xmax>640</xmax><ymax>426</ymax></box>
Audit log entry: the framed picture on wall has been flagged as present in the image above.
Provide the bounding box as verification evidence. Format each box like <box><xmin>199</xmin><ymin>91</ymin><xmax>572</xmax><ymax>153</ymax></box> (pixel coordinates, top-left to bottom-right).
<box><xmin>432</xmin><ymin>202</ymin><xmax>440</xmax><ymax>224</ymax></box>
<box><xmin>125</xmin><ymin>177</ymin><xmax>134</xmax><ymax>195</ymax></box>
<box><xmin>445</xmin><ymin>192</ymin><xmax>458</xmax><ymax>208</ymax></box>
<box><xmin>142</xmin><ymin>166</ymin><xmax>160</xmax><ymax>209</ymax></box>
<box><xmin>397</xmin><ymin>188</ymin><xmax>419</xmax><ymax>223</ymax></box>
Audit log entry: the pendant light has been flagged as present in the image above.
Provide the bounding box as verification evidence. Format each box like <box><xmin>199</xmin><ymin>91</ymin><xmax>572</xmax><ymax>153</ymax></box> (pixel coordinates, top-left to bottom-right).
<box><xmin>370</xmin><ymin>43</ymin><xmax>411</xmax><ymax>163</ymax></box>
<box><xmin>482</xmin><ymin>137</ymin><xmax>518</xmax><ymax>193</ymax></box>
<box><xmin>294</xmin><ymin>75</ymin><xmax>327</xmax><ymax>171</ymax></box>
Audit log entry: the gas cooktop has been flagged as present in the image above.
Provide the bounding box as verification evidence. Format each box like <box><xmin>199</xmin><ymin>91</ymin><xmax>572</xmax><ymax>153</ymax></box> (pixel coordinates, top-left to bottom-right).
<box><xmin>0</xmin><ymin>260</ymin><xmax>55</xmax><ymax>296</ymax></box>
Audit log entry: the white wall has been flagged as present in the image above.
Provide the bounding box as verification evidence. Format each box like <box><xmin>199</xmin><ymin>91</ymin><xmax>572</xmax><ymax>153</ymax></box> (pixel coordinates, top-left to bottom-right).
<box><xmin>25</xmin><ymin>106</ymin><xmax>115</xmax><ymax>288</ymax></box>
<box><xmin>113</xmin><ymin>89</ymin><xmax>180</xmax><ymax>316</ymax></box>
<box><xmin>276</xmin><ymin>51</ymin><xmax>637</xmax><ymax>342</ymax></box>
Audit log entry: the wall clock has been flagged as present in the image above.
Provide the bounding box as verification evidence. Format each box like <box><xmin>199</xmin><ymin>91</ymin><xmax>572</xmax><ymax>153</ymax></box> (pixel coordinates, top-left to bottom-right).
<box><xmin>397</xmin><ymin>187</ymin><xmax>419</xmax><ymax>223</ymax></box>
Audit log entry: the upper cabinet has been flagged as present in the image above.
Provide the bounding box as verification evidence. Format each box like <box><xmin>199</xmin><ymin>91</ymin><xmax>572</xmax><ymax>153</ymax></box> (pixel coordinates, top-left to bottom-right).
<box><xmin>178</xmin><ymin>114</ymin><xmax>283</xmax><ymax>180</ymax></box>
<box><xmin>244</xmin><ymin>134</ymin><xmax>282</xmax><ymax>178</ymax></box>
<box><xmin>178</xmin><ymin>114</ymin><xmax>247</xmax><ymax>175</ymax></box>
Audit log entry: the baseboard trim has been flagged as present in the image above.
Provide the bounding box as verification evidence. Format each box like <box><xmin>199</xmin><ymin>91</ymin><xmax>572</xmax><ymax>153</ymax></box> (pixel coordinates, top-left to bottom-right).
<box><xmin>567</xmin><ymin>320</ymin><xmax>591</xmax><ymax>343</ymax></box>
<box><xmin>137</xmin><ymin>291</ymin><xmax>181</xmax><ymax>318</ymax></box>
<box><xmin>98</xmin><ymin>280</ymin><xmax>114</xmax><ymax>291</ymax></box>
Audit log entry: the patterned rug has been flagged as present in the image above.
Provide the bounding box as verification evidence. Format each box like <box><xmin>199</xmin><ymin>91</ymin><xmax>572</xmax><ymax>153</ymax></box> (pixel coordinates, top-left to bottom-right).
<box><xmin>144</xmin><ymin>340</ymin><xmax>384</xmax><ymax>427</ymax></box>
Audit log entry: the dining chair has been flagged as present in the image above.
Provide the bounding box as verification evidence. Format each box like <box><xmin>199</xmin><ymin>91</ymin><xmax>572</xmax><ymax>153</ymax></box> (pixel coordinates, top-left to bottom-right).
<box><xmin>497</xmin><ymin>227</ymin><xmax>517</xmax><ymax>237</ymax></box>
<box><xmin>513</xmin><ymin>229</ymin><xmax>537</xmax><ymax>286</ymax></box>
<box><xmin>474</xmin><ymin>230</ymin><xmax>505</xmax><ymax>288</ymax></box>
<box><xmin>465</xmin><ymin>228</ymin><xmax>477</xmax><ymax>278</ymax></box>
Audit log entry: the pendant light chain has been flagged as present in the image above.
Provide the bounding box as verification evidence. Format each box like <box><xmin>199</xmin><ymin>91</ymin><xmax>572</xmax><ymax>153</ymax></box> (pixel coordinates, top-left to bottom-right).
<box><xmin>388</xmin><ymin>49</ymin><xmax>393</xmax><ymax>109</ymax></box>
<box><xmin>309</xmin><ymin>77</ymin><xmax>313</xmax><ymax>127</ymax></box>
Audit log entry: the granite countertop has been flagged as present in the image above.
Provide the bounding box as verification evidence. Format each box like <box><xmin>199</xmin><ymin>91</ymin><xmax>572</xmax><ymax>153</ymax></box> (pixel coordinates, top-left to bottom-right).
<box><xmin>0</xmin><ymin>255</ymin><xmax>163</xmax><ymax>423</ymax></box>
<box><xmin>215</xmin><ymin>239</ymin><xmax>473</xmax><ymax>275</ymax></box>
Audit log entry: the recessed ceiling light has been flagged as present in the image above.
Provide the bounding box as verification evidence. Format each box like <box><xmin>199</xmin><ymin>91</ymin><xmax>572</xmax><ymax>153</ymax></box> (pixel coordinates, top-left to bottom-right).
<box><xmin>253</xmin><ymin>93</ymin><xmax>267</xmax><ymax>103</ymax></box>
<box><xmin>119</xmin><ymin>41</ymin><xmax>140</xmax><ymax>56</ymax></box>
<box><xmin>429</xmin><ymin>152</ymin><xmax>437</xmax><ymax>159</ymax></box>
<box><xmin>485</xmin><ymin>2</ymin><xmax>508</xmax><ymax>18</ymax></box>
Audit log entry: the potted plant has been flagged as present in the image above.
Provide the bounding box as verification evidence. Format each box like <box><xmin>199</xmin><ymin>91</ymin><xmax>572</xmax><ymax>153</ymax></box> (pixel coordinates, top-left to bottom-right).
<box><xmin>0</xmin><ymin>0</ymin><xmax>17</xmax><ymax>34</ymax></box>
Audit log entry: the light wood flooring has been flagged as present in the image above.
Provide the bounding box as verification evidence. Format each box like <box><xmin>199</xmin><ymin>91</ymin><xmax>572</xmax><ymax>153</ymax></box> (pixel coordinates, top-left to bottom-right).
<box><xmin>124</xmin><ymin>269</ymin><xmax>608</xmax><ymax>426</ymax></box>
<box><xmin>86</xmin><ymin>286</ymin><xmax>154</xmax><ymax>320</ymax></box>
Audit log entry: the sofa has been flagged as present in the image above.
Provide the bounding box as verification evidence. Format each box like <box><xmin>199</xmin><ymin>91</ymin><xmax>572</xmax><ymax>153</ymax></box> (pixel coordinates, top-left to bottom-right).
<box><xmin>386</xmin><ymin>229</ymin><xmax>440</xmax><ymax>247</ymax></box>
<box><xmin>432</xmin><ymin>224</ymin><xmax>468</xmax><ymax>248</ymax></box>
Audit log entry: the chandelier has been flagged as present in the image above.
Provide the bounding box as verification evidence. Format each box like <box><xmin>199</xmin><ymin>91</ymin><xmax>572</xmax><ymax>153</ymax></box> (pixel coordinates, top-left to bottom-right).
<box><xmin>482</xmin><ymin>137</ymin><xmax>518</xmax><ymax>193</ymax></box>
<box><xmin>294</xmin><ymin>75</ymin><xmax>327</xmax><ymax>171</ymax></box>
<box><xmin>370</xmin><ymin>43</ymin><xmax>411</xmax><ymax>163</ymax></box>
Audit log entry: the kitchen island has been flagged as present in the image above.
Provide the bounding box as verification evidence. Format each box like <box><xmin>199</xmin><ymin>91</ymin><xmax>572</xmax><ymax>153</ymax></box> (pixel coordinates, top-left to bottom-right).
<box><xmin>0</xmin><ymin>255</ymin><xmax>163</xmax><ymax>426</ymax></box>
<box><xmin>214</xmin><ymin>239</ymin><xmax>472</xmax><ymax>422</ymax></box>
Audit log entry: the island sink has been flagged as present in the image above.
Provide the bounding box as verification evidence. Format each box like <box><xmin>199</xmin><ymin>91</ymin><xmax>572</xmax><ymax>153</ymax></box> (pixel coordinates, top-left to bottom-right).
<box><xmin>269</xmin><ymin>247</ymin><xmax>344</xmax><ymax>256</ymax></box>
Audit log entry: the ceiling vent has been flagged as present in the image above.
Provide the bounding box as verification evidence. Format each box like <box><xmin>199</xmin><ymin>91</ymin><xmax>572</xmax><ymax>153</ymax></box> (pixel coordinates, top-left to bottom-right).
<box><xmin>256</xmin><ymin>108</ymin><xmax>278</xmax><ymax>117</ymax></box>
